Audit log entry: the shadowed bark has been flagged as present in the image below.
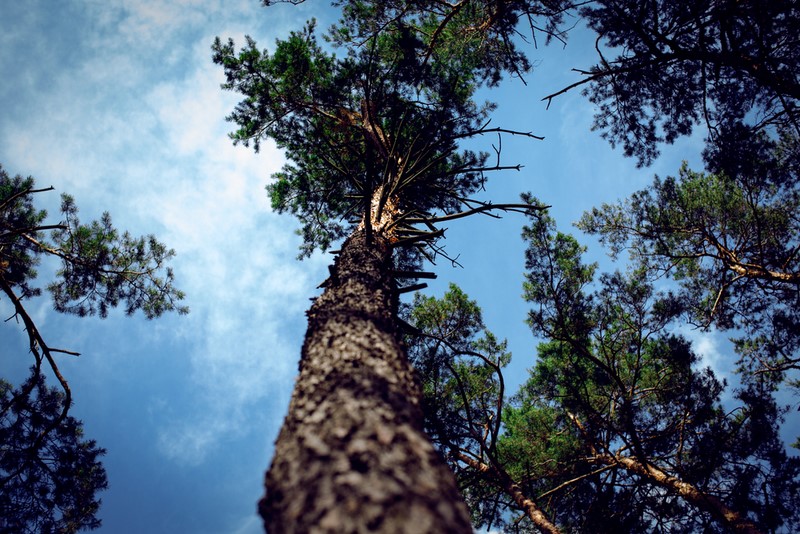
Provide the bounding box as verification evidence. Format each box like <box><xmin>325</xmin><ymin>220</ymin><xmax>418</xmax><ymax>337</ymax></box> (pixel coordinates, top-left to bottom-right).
<box><xmin>259</xmin><ymin>224</ymin><xmax>472</xmax><ymax>533</ymax></box>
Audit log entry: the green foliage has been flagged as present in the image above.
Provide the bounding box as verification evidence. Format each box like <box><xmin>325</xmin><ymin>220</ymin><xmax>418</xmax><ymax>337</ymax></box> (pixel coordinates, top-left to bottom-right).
<box><xmin>213</xmin><ymin>16</ymin><xmax>493</xmax><ymax>256</ymax></box>
<box><xmin>1</xmin><ymin>164</ymin><xmax>185</xmax><ymax>531</ymax></box>
<box><xmin>521</xmin><ymin>193</ymin><xmax>597</xmax><ymax>342</ymax></box>
<box><xmin>517</xmin><ymin>206</ymin><xmax>800</xmax><ymax>532</ymax></box>
<box><xmin>48</xmin><ymin>195</ymin><xmax>187</xmax><ymax>319</ymax></box>
<box><xmin>405</xmin><ymin>284</ymin><xmax>508</xmax><ymax>451</ymax></box>
<box><xmin>578</xmin><ymin>153</ymin><xmax>800</xmax><ymax>387</ymax></box>
<box><xmin>0</xmin><ymin>165</ymin><xmax>188</xmax><ymax>319</ymax></box>
<box><xmin>405</xmin><ymin>216</ymin><xmax>800</xmax><ymax>532</ymax></box>
<box><xmin>0</xmin><ymin>172</ymin><xmax>47</xmax><ymax>299</ymax></box>
<box><xmin>213</xmin><ymin>3</ymin><xmax>566</xmax><ymax>258</ymax></box>
<box><xmin>574</xmin><ymin>0</ymin><xmax>800</xmax><ymax>166</ymax></box>
<box><xmin>1</xmin><ymin>370</ymin><xmax>108</xmax><ymax>533</ymax></box>
<box><xmin>403</xmin><ymin>284</ymin><xmax>513</xmax><ymax>530</ymax></box>
<box><xmin>327</xmin><ymin>0</ymin><xmax>573</xmax><ymax>85</ymax></box>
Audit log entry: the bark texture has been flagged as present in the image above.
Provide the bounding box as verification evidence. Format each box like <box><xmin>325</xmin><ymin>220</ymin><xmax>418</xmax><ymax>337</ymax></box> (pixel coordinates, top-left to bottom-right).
<box><xmin>259</xmin><ymin>227</ymin><xmax>473</xmax><ymax>533</ymax></box>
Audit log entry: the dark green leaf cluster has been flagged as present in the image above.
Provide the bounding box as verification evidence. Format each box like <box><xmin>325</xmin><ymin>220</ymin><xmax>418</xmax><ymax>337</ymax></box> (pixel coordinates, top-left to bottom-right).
<box><xmin>405</xmin><ymin>284</ymin><xmax>508</xmax><ymax>451</ymax></box>
<box><xmin>576</xmin><ymin>0</ymin><xmax>800</xmax><ymax>166</ymax></box>
<box><xmin>1</xmin><ymin>164</ymin><xmax>185</xmax><ymax>531</ymax></box>
<box><xmin>0</xmin><ymin>165</ymin><xmax>188</xmax><ymax>319</ymax></box>
<box><xmin>213</xmin><ymin>2</ymin><xmax>566</xmax><ymax>258</ymax></box>
<box><xmin>49</xmin><ymin>195</ymin><xmax>187</xmax><ymax>319</ymax></box>
<box><xmin>578</xmin><ymin>148</ymin><xmax>800</xmax><ymax>388</ymax></box>
<box><xmin>328</xmin><ymin>0</ymin><xmax>574</xmax><ymax>86</ymax></box>
<box><xmin>521</xmin><ymin>192</ymin><xmax>597</xmax><ymax>344</ymax></box>
<box><xmin>1</xmin><ymin>370</ymin><xmax>108</xmax><ymax>534</ymax></box>
<box><xmin>402</xmin><ymin>285</ymin><xmax>513</xmax><ymax>530</ymax></box>
<box><xmin>0</xmin><ymin>171</ymin><xmax>47</xmax><ymax>299</ymax></box>
<box><xmin>213</xmin><ymin>17</ymin><xmax>495</xmax><ymax>256</ymax></box>
<box><xmin>405</xmin><ymin>264</ymin><xmax>800</xmax><ymax>532</ymax></box>
<box><xmin>515</xmin><ymin>205</ymin><xmax>800</xmax><ymax>532</ymax></box>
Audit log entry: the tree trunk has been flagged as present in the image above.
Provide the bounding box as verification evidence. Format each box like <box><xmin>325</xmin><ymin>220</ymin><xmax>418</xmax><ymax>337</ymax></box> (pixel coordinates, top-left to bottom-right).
<box><xmin>259</xmin><ymin>225</ymin><xmax>473</xmax><ymax>533</ymax></box>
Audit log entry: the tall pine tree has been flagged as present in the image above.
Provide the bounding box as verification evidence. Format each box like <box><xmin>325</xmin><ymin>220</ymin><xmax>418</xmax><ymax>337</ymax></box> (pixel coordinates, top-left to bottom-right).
<box><xmin>212</xmin><ymin>2</ymin><xmax>567</xmax><ymax>531</ymax></box>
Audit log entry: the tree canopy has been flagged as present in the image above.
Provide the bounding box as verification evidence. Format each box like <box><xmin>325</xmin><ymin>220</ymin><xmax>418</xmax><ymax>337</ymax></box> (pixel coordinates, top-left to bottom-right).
<box><xmin>212</xmin><ymin>2</ymin><xmax>563</xmax><ymax>261</ymax></box>
<box><xmin>579</xmin><ymin>150</ymin><xmax>800</xmax><ymax>390</ymax></box>
<box><xmin>520</xmin><ymin>204</ymin><xmax>800</xmax><ymax>533</ymax></box>
<box><xmin>1</xmin><ymin>164</ymin><xmax>186</xmax><ymax>530</ymax></box>
<box><xmin>1</xmin><ymin>372</ymin><xmax>107</xmax><ymax>534</ymax></box>
<box><xmin>403</xmin><ymin>205</ymin><xmax>800</xmax><ymax>532</ymax></box>
<box><xmin>548</xmin><ymin>0</ymin><xmax>800</xmax><ymax>167</ymax></box>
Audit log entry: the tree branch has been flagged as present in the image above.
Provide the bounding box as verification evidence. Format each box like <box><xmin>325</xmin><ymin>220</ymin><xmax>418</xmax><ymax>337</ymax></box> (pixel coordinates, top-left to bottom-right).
<box><xmin>0</xmin><ymin>276</ymin><xmax>73</xmax><ymax>454</ymax></box>
<box><xmin>406</xmin><ymin>202</ymin><xmax>549</xmax><ymax>225</ymax></box>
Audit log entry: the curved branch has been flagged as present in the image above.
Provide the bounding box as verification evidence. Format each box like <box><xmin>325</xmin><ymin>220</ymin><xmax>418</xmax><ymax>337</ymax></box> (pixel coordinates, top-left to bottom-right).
<box><xmin>0</xmin><ymin>277</ymin><xmax>74</xmax><ymax>454</ymax></box>
<box><xmin>0</xmin><ymin>185</ymin><xmax>55</xmax><ymax>211</ymax></box>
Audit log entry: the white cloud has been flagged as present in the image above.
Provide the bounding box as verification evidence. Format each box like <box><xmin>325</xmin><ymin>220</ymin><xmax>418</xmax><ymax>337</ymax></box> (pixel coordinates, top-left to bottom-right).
<box><xmin>132</xmin><ymin>32</ymin><xmax>328</xmax><ymax>463</ymax></box>
<box><xmin>678</xmin><ymin>326</ymin><xmax>737</xmax><ymax>388</ymax></box>
<box><xmin>0</xmin><ymin>0</ymin><xmax>329</xmax><ymax>466</ymax></box>
<box><xmin>691</xmin><ymin>331</ymin><xmax>726</xmax><ymax>375</ymax></box>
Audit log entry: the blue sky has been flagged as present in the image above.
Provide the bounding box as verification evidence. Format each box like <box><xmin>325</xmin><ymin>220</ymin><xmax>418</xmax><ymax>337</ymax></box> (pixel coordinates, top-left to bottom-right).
<box><xmin>0</xmin><ymin>2</ymin><xmax>740</xmax><ymax>533</ymax></box>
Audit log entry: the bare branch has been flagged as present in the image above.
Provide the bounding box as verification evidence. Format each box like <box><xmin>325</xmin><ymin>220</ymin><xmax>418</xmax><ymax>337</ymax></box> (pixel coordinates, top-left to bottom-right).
<box><xmin>391</xmin><ymin>228</ymin><xmax>446</xmax><ymax>248</ymax></box>
<box><xmin>455</xmin><ymin>125</ymin><xmax>545</xmax><ymax>141</ymax></box>
<box><xmin>0</xmin><ymin>185</ymin><xmax>56</xmax><ymax>211</ymax></box>
<box><xmin>406</xmin><ymin>202</ymin><xmax>549</xmax><ymax>225</ymax></box>
<box><xmin>390</xmin><ymin>270</ymin><xmax>437</xmax><ymax>279</ymax></box>
<box><xmin>0</xmin><ymin>276</ymin><xmax>73</xmax><ymax>452</ymax></box>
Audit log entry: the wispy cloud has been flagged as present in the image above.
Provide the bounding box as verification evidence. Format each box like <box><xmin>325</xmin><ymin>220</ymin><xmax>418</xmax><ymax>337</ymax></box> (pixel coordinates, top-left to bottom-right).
<box><xmin>0</xmin><ymin>0</ymin><xmax>327</xmax><ymax>466</ymax></box>
<box><xmin>678</xmin><ymin>326</ymin><xmax>739</xmax><ymax>400</ymax></box>
<box><xmin>134</xmin><ymin>33</ymin><xmax>329</xmax><ymax>464</ymax></box>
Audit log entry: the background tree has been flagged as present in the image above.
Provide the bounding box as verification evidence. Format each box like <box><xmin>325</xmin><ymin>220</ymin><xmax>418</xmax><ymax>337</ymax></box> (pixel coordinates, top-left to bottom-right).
<box><xmin>519</xmin><ymin>204</ymin><xmax>800</xmax><ymax>533</ymax></box>
<box><xmin>578</xmin><ymin>148</ymin><xmax>800</xmax><ymax>391</ymax></box>
<box><xmin>212</xmin><ymin>2</ymin><xmax>567</xmax><ymax>531</ymax></box>
<box><xmin>545</xmin><ymin>0</ymin><xmax>800</xmax><ymax>167</ymax></box>
<box><xmin>402</xmin><ymin>207</ymin><xmax>800</xmax><ymax>533</ymax></box>
<box><xmin>403</xmin><ymin>285</ymin><xmax>561</xmax><ymax>534</ymax></box>
<box><xmin>541</xmin><ymin>0</ymin><xmax>800</xmax><ymax>413</ymax></box>
<box><xmin>1</xmin><ymin>164</ymin><xmax>187</xmax><ymax>530</ymax></box>
<box><xmin>1</xmin><ymin>373</ymin><xmax>107</xmax><ymax>534</ymax></box>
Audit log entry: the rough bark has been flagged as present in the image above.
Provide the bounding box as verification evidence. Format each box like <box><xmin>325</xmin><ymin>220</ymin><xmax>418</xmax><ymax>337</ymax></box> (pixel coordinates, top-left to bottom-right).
<box><xmin>599</xmin><ymin>454</ymin><xmax>763</xmax><ymax>534</ymax></box>
<box><xmin>259</xmin><ymin>225</ymin><xmax>473</xmax><ymax>533</ymax></box>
